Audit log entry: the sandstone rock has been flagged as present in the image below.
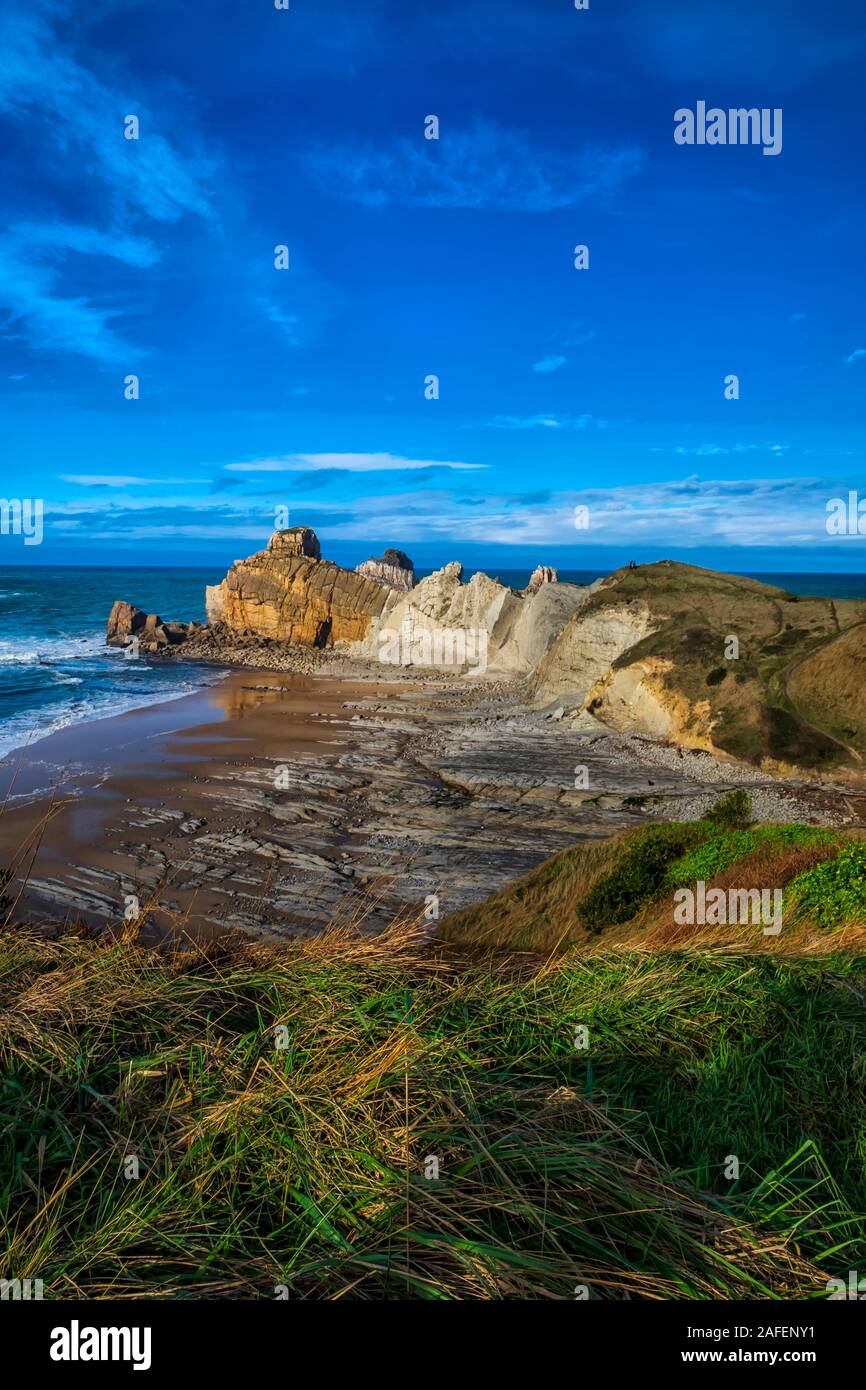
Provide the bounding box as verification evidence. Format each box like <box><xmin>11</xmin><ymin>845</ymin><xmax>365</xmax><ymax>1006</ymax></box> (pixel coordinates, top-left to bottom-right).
<box><xmin>106</xmin><ymin>602</ymin><xmax>194</xmax><ymax>651</ymax></box>
<box><xmin>268</xmin><ymin>526</ymin><xmax>321</xmax><ymax>560</ymax></box>
<box><xmin>205</xmin><ymin>528</ymin><xmax>389</xmax><ymax>646</ymax></box>
<box><xmin>106</xmin><ymin>601</ymin><xmax>149</xmax><ymax>647</ymax></box>
<box><xmin>526</xmin><ymin>566</ymin><xmax>558</xmax><ymax>593</ymax></box>
<box><xmin>356</xmin><ymin>547</ymin><xmax>416</xmax><ymax>591</ymax></box>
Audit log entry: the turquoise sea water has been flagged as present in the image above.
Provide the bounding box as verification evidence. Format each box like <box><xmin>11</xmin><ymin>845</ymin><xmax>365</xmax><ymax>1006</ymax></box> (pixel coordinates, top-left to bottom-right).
<box><xmin>2</xmin><ymin>564</ymin><xmax>866</xmax><ymax>758</ymax></box>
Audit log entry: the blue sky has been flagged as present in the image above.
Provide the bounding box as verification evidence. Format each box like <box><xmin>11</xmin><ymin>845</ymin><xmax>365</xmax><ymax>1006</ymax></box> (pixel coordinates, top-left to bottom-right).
<box><xmin>0</xmin><ymin>0</ymin><xmax>864</xmax><ymax>571</ymax></box>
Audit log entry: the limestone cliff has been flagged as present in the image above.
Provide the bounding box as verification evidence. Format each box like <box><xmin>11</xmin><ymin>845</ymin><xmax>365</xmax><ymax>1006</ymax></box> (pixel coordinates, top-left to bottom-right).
<box><xmin>205</xmin><ymin>527</ymin><xmax>389</xmax><ymax>646</ymax></box>
<box><xmin>346</xmin><ymin>561</ymin><xmax>588</xmax><ymax>674</ymax></box>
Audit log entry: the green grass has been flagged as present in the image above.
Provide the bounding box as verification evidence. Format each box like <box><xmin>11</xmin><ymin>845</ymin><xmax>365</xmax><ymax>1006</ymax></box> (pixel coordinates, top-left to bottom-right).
<box><xmin>0</xmin><ymin>922</ymin><xmax>859</xmax><ymax>1300</ymax></box>
<box><xmin>570</xmin><ymin>951</ymin><xmax>866</xmax><ymax>1225</ymax></box>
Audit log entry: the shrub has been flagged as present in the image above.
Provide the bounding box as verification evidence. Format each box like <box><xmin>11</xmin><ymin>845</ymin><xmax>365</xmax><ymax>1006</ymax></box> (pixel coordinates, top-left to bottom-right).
<box><xmin>577</xmin><ymin>823</ymin><xmax>707</xmax><ymax>932</ymax></box>
<box><xmin>706</xmin><ymin>667</ymin><xmax>727</xmax><ymax>686</ymax></box>
<box><xmin>705</xmin><ymin>789</ymin><xmax>753</xmax><ymax>831</ymax></box>
<box><xmin>786</xmin><ymin>843</ymin><xmax>866</xmax><ymax>929</ymax></box>
<box><xmin>666</xmin><ymin>825</ymin><xmax>833</xmax><ymax>890</ymax></box>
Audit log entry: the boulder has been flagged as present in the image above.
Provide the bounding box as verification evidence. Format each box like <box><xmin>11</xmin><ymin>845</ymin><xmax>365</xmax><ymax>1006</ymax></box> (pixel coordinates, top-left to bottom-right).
<box><xmin>268</xmin><ymin>526</ymin><xmax>321</xmax><ymax>561</ymax></box>
<box><xmin>106</xmin><ymin>601</ymin><xmax>193</xmax><ymax>651</ymax></box>
<box><xmin>106</xmin><ymin>601</ymin><xmax>150</xmax><ymax>647</ymax></box>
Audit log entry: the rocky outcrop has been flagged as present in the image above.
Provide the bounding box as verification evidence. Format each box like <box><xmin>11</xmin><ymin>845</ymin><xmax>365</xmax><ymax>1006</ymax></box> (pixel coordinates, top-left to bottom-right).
<box><xmin>533</xmin><ymin>598</ymin><xmax>656</xmax><ymax>704</ymax></box>
<box><xmin>347</xmin><ymin>561</ymin><xmax>589</xmax><ymax>674</ymax></box>
<box><xmin>526</xmin><ymin>566</ymin><xmax>557</xmax><ymax>593</ymax></box>
<box><xmin>205</xmin><ymin>528</ymin><xmax>389</xmax><ymax>646</ymax></box>
<box><xmin>268</xmin><ymin>526</ymin><xmax>321</xmax><ymax>560</ymax></box>
<box><xmin>106</xmin><ymin>602</ymin><xmax>198</xmax><ymax>653</ymax></box>
<box><xmin>356</xmin><ymin>548</ymin><xmax>416</xmax><ymax>591</ymax></box>
<box><xmin>106</xmin><ymin>601</ymin><xmax>148</xmax><ymax>646</ymax></box>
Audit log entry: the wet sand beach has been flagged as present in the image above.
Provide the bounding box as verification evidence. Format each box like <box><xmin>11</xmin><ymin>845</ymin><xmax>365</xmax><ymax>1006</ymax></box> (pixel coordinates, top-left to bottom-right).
<box><xmin>0</xmin><ymin>666</ymin><xmax>860</xmax><ymax>942</ymax></box>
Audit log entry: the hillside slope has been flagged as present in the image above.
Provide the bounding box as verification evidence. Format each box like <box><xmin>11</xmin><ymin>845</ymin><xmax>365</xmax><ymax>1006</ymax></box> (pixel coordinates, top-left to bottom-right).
<box><xmin>533</xmin><ymin>561</ymin><xmax>866</xmax><ymax>770</ymax></box>
<box><xmin>437</xmin><ymin>801</ymin><xmax>866</xmax><ymax>952</ymax></box>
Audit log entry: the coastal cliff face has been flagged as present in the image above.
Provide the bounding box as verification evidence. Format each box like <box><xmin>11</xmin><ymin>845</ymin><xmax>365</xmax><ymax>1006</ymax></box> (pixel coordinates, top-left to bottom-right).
<box><xmin>536</xmin><ymin>561</ymin><xmax>866</xmax><ymax>770</ymax></box>
<box><xmin>346</xmin><ymin>561</ymin><xmax>589</xmax><ymax>674</ymax></box>
<box><xmin>107</xmin><ymin>540</ymin><xmax>866</xmax><ymax>776</ymax></box>
<box><xmin>205</xmin><ymin>528</ymin><xmax>390</xmax><ymax>646</ymax></box>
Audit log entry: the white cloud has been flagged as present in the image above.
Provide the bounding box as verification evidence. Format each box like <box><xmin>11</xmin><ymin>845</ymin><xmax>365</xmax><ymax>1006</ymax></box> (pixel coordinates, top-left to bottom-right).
<box><xmin>224</xmin><ymin>452</ymin><xmax>487</xmax><ymax>473</ymax></box>
<box><xmin>846</xmin><ymin>348</ymin><xmax>866</xmax><ymax>365</ymax></box>
<box><xmin>533</xmin><ymin>355</ymin><xmax>567</xmax><ymax>373</ymax></box>
<box><xmin>652</xmin><ymin>442</ymin><xmax>791</xmax><ymax>458</ymax></box>
<box><xmin>257</xmin><ymin>297</ymin><xmax>301</xmax><ymax>344</ymax></box>
<box><xmin>59</xmin><ymin>475</ymin><xmax>198</xmax><ymax>487</ymax></box>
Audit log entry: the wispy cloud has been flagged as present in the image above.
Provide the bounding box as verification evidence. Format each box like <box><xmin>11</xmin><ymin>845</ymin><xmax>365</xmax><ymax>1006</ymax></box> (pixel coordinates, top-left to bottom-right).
<box><xmin>0</xmin><ymin>3</ymin><xmax>214</xmax><ymax>361</ymax></box>
<box><xmin>0</xmin><ymin>7</ymin><xmax>213</xmax><ymax>225</ymax></box>
<box><xmin>533</xmin><ymin>355</ymin><xmax>567</xmax><ymax>374</ymax></box>
<box><xmin>37</xmin><ymin>474</ymin><xmax>860</xmax><ymax>552</ymax></box>
<box><xmin>224</xmin><ymin>452</ymin><xmax>487</xmax><ymax>474</ymax></box>
<box><xmin>0</xmin><ymin>255</ymin><xmax>121</xmax><ymax>362</ymax></box>
<box><xmin>59</xmin><ymin>474</ymin><xmax>198</xmax><ymax>487</ymax></box>
<box><xmin>304</xmin><ymin>119</ymin><xmax>643</xmax><ymax>212</ymax></box>
<box><xmin>563</xmin><ymin>323</ymin><xmax>597</xmax><ymax>348</ymax></box>
<box><xmin>653</xmin><ymin>442</ymin><xmax>791</xmax><ymax>458</ymax></box>
<box><xmin>846</xmin><ymin>348</ymin><xmax>866</xmax><ymax>365</ymax></box>
<box><xmin>257</xmin><ymin>297</ymin><xmax>301</xmax><ymax>344</ymax></box>
<box><xmin>482</xmin><ymin>414</ymin><xmax>604</xmax><ymax>431</ymax></box>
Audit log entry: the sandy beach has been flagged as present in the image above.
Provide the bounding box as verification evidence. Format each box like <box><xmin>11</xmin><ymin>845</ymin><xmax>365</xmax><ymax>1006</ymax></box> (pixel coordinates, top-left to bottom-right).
<box><xmin>0</xmin><ymin>662</ymin><xmax>860</xmax><ymax>943</ymax></box>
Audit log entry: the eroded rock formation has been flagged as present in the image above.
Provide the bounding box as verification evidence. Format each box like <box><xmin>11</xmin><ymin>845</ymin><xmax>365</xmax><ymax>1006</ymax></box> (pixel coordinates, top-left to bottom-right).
<box><xmin>347</xmin><ymin>560</ymin><xmax>589</xmax><ymax>674</ymax></box>
<box><xmin>106</xmin><ymin>601</ymin><xmax>197</xmax><ymax>652</ymax></box>
<box><xmin>526</xmin><ymin>565</ymin><xmax>558</xmax><ymax>593</ymax></box>
<box><xmin>356</xmin><ymin>547</ymin><xmax>416</xmax><ymax>591</ymax></box>
<box><xmin>205</xmin><ymin>527</ymin><xmax>389</xmax><ymax>646</ymax></box>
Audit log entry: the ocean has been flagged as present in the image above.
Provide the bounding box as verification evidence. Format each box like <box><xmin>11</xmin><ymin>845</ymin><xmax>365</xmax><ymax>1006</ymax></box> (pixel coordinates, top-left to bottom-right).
<box><xmin>2</xmin><ymin>564</ymin><xmax>866</xmax><ymax>760</ymax></box>
<box><xmin>0</xmin><ymin>567</ymin><xmax>226</xmax><ymax>759</ymax></box>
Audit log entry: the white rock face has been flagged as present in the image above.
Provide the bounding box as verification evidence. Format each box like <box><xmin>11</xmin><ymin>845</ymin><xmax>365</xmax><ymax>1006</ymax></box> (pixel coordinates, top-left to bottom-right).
<box><xmin>532</xmin><ymin>599</ymin><xmax>657</xmax><ymax>703</ymax></box>
<box><xmin>355</xmin><ymin>559</ymin><xmax>415</xmax><ymax>591</ymax></box>
<box><xmin>344</xmin><ymin>562</ymin><xmax>588</xmax><ymax>675</ymax></box>
<box><xmin>205</xmin><ymin>584</ymin><xmax>225</xmax><ymax>624</ymax></box>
